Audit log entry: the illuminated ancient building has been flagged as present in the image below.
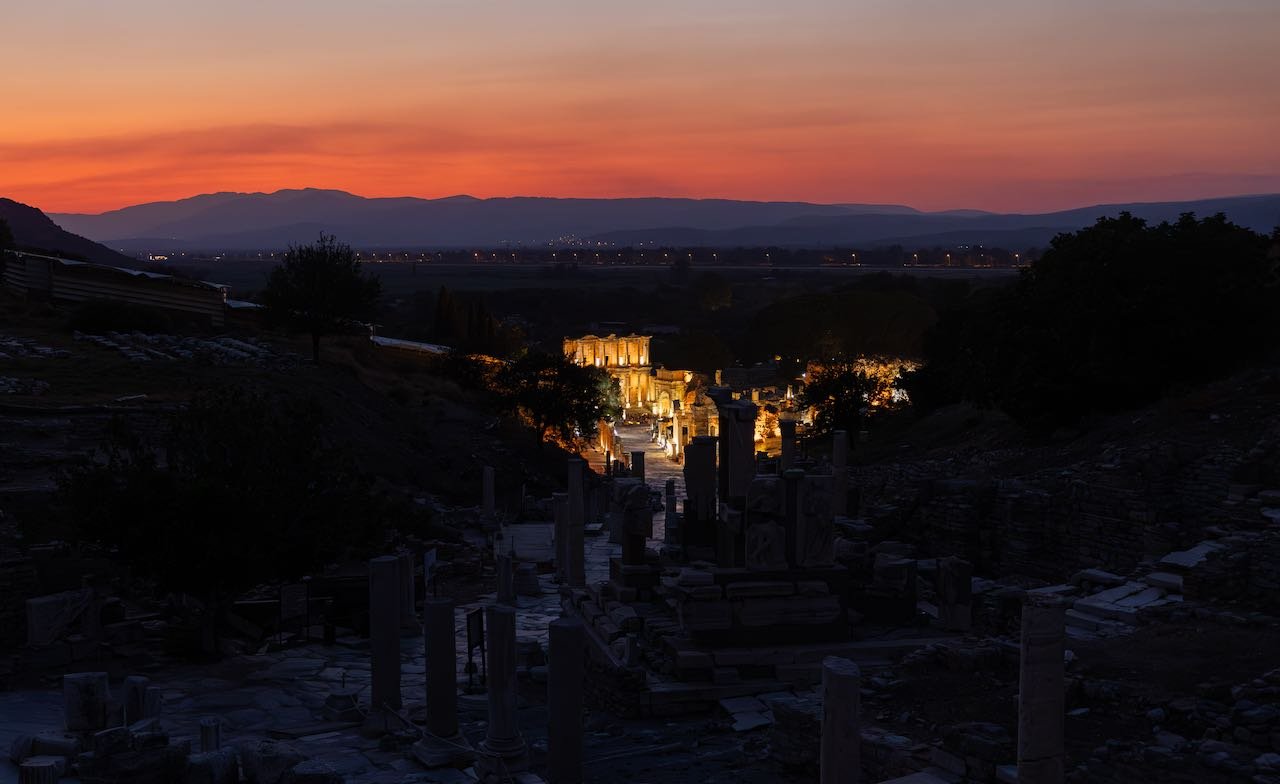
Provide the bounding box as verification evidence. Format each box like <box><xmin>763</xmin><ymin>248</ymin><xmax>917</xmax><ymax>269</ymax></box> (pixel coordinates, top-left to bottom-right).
<box><xmin>563</xmin><ymin>334</ymin><xmax>652</xmax><ymax>409</ymax></box>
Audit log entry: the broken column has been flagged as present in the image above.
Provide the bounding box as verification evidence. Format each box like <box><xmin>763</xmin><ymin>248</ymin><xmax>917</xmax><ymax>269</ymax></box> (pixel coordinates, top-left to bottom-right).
<box><xmin>832</xmin><ymin>430</ymin><xmax>848</xmax><ymax>517</ymax></box>
<box><xmin>780</xmin><ymin>418</ymin><xmax>797</xmax><ymax>470</ymax></box>
<box><xmin>630</xmin><ymin>450</ymin><xmax>645</xmax><ymax>484</ymax></box>
<box><xmin>553</xmin><ymin>492</ymin><xmax>570</xmax><ymax>584</ymax></box>
<box><xmin>482</xmin><ymin>466</ymin><xmax>496</xmax><ymax>520</ymax></box>
<box><xmin>937</xmin><ymin>557</ymin><xmax>973</xmax><ymax>631</ymax></box>
<box><xmin>1017</xmin><ymin>595</ymin><xmax>1067</xmax><ymax>784</ymax></box>
<box><xmin>682</xmin><ymin>435</ymin><xmax>718</xmax><ymax>551</ymax></box>
<box><xmin>398</xmin><ymin>552</ymin><xmax>418</xmax><ymax>629</ymax></box>
<box><xmin>478</xmin><ymin>605</ymin><xmax>528</xmax><ymax>774</ymax></box>
<box><xmin>123</xmin><ymin>675</ymin><xmax>150</xmax><ymax>724</ymax></box>
<box><xmin>368</xmin><ymin>556</ymin><xmax>402</xmax><ymax>719</ymax></box>
<box><xmin>18</xmin><ymin>759</ymin><xmax>59</xmax><ymax>784</ymax></box>
<box><xmin>497</xmin><ymin>553</ymin><xmax>516</xmax><ymax>605</ymax></box>
<box><xmin>820</xmin><ymin>656</ymin><xmax>861</xmax><ymax>784</ymax></box>
<box><xmin>199</xmin><ymin>717</ymin><xmax>221</xmax><ymax>752</ymax></box>
<box><xmin>547</xmin><ymin>616</ymin><xmax>585</xmax><ymax>784</ymax></box>
<box><xmin>63</xmin><ymin>672</ymin><xmax>110</xmax><ymax>732</ymax></box>
<box><xmin>567</xmin><ymin>460</ymin><xmax>587</xmax><ymax>587</ymax></box>
<box><xmin>423</xmin><ymin>597</ymin><xmax>458</xmax><ymax>739</ymax></box>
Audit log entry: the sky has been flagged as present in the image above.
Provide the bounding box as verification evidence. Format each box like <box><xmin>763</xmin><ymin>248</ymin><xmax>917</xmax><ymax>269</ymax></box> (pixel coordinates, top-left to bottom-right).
<box><xmin>3</xmin><ymin>0</ymin><xmax>1279</xmax><ymax>214</ymax></box>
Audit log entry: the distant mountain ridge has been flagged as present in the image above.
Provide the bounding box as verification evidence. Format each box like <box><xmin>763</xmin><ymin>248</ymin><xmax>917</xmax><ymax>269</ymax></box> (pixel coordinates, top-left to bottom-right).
<box><xmin>0</xmin><ymin>198</ymin><xmax>138</xmax><ymax>265</ymax></box>
<box><xmin>49</xmin><ymin>189</ymin><xmax>1280</xmax><ymax>250</ymax></box>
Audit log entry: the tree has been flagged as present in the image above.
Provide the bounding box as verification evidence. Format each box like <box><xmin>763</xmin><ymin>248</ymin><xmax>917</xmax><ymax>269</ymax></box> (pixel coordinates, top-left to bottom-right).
<box><xmin>261</xmin><ymin>234</ymin><xmax>381</xmax><ymax>362</ymax></box>
<box><xmin>800</xmin><ymin>360</ymin><xmax>887</xmax><ymax>440</ymax></box>
<box><xmin>0</xmin><ymin>217</ymin><xmax>13</xmax><ymax>250</ymax></box>
<box><xmin>497</xmin><ymin>351</ymin><xmax>622</xmax><ymax>448</ymax></box>
<box><xmin>57</xmin><ymin>386</ymin><xmax>404</xmax><ymax>652</ymax></box>
<box><xmin>906</xmin><ymin>213</ymin><xmax>1280</xmax><ymax>429</ymax></box>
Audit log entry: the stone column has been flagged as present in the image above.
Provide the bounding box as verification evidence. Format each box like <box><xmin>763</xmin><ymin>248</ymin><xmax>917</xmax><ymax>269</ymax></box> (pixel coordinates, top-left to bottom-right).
<box><xmin>779</xmin><ymin>419</ymin><xmax>797</xmax><ymax>470</ymax></box>
<box><xmin>663</xmin><ymin>478</ymin><xmax>678</xmax><ymax>546</ymax></box>
<box><xmin>567</xmin><ymin>460</ymin><xmax>587</xmax><ymax>587</ymax></box>
<box><xmin>937</xmin><ymin>557</ymin><xmax>973</xmax><ymax>631</ymax></box>
<box><xmin>553</xmin><ymin>492</ymin><xmax>570</xmax><ymax>584</ymax></box>
<box><xmin>547</xmin><ymin>616</ymin><xmax>585</xmax><ymax>784</ymax></box>
<box><xmin>1017</xmin><ymin>596</ymin><xmax>1067</xmax><ymax>784</ymax></box>
<box><xmin>199</xmin><ymin>717</ymin><xmax>221</xmax><ymax>752</ymax></box>
<box><xmin>832</xmin><ymin>430</ymin><xmax>848</xmax><ymax>517</ymax></box>
<box><xmin>479</xmin><ymin>605</ymin><xmax>528</xmax><ymax>773</ymax></box>
<box><xmin>482</xmin><ymin>466</ymin><xmax>496</xmax><ymax>520</ymax></box>
<box><xmin>712</xmin><ymin>392</ymin><xmax>758</xmax><ymax>503</ymax></box>
<box><xmin>497</xmin><ymin>553</ymin><xmax>516</xmax><ymax>605</ymax></box>
<box><xmin>683</xmin><ymin>436</ymin><xmax>717</xmax><ymax>524</ymax></box>
<box><xmin>424</xmin><ymin>598</ymin><xmax>458</xmax><ymax>738</ymax></box>
<box><xmin>631</xmin><ymin>450</ymin><xmax>645</xmax><ymax>484</ymax></box>
<box><xmin>123</xmin><ymin>675</ymin><xmax>150</xmax><ymax>724</ymax></box>
<box><xmin>63</xmin><ymin>672</ymin><xmax>110</xmax><ymax>732</ymax></box>
<box><xmin>17</xmin><ymin>759</ymin><xmax>59</xmax><ymax>784</ymax></box>
<box><xmin>369</xmin><ymin>556</ymin><xmax>402</xmax><ymax>715</ymax></box>
<box><xmin>821</xmin><ymin>656</ymin><xmax>861</xmax><ymax>784</ymax></box>
<box><xmin>398</xmin><ymin>552</ymin><xmax>418</xmax><ymax>629</ymax></box>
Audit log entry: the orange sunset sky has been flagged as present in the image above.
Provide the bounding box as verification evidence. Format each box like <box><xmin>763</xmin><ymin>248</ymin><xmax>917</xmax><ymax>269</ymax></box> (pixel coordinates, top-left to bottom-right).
<box><xmin>4</xmin><ymin>0</ymin><xmax>1279</xmax><ymax>215</ymax></box>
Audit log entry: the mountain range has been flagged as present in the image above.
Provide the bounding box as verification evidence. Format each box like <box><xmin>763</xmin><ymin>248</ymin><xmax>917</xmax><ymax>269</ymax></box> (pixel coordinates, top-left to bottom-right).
<box><xmin>43</xmin><ymin>189</ymin><xmax>1280</xmax><ymax>251</ymax></box>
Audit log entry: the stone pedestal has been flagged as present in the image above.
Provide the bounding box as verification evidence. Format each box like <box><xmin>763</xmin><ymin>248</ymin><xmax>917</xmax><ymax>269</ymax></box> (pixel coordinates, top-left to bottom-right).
<box><xmin>1017</xmin><ymin>596</ymin><xmax>1067</xmax><ymax>784</ymax></box>
<box><xmin>368</xmin><ymin>556</ymin><xmax>402</xmax><ymax>720</ymax></box>
<box><xmin>547</xmin><ymin>617</ymin><xmax>585</xmax><ymax>784</ymax></box>
<box><xmin>423</xmin><ymin>598</ymin><xmax>458</xmax><ymax>739</ymax></box>
<box><xmin>63</xmin><ymin>672</ymin><xmax>110</xmax><ymax>732</ymax></box>
<box><xmin>482</xmin><ymin>466</ymin><xmax>496</xmax><ymax>520</ymax></box>
<box><xmin>478</xmin><ymin>605</ymin><xmax>528</xmax><ymax>776</ymax></box>
<box><xmin>18</xmin><ymin>760</ymin><xmax>59</xmax><ymax>784</ymax></box>
<box><xmin>937</xmin><ymin>557</ymin><xmax>973</xmax><ymax>631</ymax></box>
<box><xmin>820</xmin><ymin>656</ymin><xmax>860</xmax><ymax>784</ymax></box>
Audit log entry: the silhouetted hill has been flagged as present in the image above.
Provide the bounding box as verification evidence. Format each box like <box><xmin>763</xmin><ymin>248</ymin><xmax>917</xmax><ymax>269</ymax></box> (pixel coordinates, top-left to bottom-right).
<box><xmin>0</xmin><ymin>198</ymin><xmax>138</xmax><ymax>265</ymax></box>
<box><xmin>48</xmin><ymin>189</ymin><xmax>1280</xmax><ymax>250</ymax></box>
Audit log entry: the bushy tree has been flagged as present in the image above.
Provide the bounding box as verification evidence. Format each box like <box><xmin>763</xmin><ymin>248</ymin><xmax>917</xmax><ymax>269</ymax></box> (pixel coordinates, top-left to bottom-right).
<box><xmin>261</xmin><ymin>234</ymin><xmax>381</xmax><ymax>362</ymax></box>
<box><xmin>800</xmin><ymin>361</ymin><xmax>886</xmax><ymax>440</ymax></box>
<box><xmin>497</xmin><ymin>351</ymin><xmax>622</xmax><ymax>448</ymax></box>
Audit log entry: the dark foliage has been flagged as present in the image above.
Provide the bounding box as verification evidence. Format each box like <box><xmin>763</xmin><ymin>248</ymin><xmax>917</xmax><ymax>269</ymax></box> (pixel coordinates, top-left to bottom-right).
<box><xmin>57</xmin><ymin>386</ymin><xmax>400</xmax><ymax>599</ymax></box>
<box><xmin>904</xmin><ymin>213</ymin><xmax>1280</xmax><ymax>429</ymax></box>
<box><xmin>496</xmin><ymin>351</ymin><xmax>622</xmax><ymax>447</ymax></box>
<box><xmin>261</xmin><ymin>234</ymin><xmax>381</xmax><ymax>362</ymax></box>
<box><xmin>0</xmin><ymin>217</ymin><xmax>12</xmax><ymax>250</ymax></box>
<box><xmin>68</xmin><ymin>299</ymin><xmax>172</xmax><ymax>334</ymax></box>
<box><xmin>799</xmin><ymin>361</ymin><xmax>885</xmax><ymax>439</ymax></box>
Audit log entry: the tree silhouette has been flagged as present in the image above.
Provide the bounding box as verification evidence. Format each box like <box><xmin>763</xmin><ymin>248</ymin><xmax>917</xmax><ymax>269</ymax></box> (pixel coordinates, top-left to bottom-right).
<box><xmin>497</xmin><ymin>351</ymin><xmax>622</xmax><ymax>448</ymax></box>
<box><xmin>800</xmin><ymin>361</ymin><xmax>885</xmax><ymax>440</ymax></box>
<box><xmin>0</xmin><ymin>217</ymin><xmax>13</xmax><ymax>250</ymax></box>
<box><xmin>261</xmin><ymin>234</ymin><xmax>381</xmax><ymax>362</ymax></box>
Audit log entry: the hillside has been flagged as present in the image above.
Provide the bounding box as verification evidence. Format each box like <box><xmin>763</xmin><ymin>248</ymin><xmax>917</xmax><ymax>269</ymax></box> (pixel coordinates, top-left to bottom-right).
<box><xmin>0</xmin><ymin>198</ymin><xmax>138</xmax><ymax>265</ymax></box>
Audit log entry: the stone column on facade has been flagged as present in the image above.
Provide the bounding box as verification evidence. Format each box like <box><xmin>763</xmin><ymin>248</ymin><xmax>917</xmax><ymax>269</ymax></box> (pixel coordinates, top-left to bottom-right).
<box><xmin>368</xmin><ymin>556</ymin><xmax>402</xmax><ymax>723</ymax></box>
<box><xmin>937</xmin><ymin>557</ymin><xmax>974</xmax><ymax>631</ymax></box>
<box><xmin>482</xmin><ymin>466</ymin><xmax>496</xmax><ymax>520</ymax></box>
<box><xmin>547</xmin><ymin>616</ymin><xmax>585</xmax><ymax>784</ymax></box>
<box><xmin>820</xmin><ymin>656</ymin><xmax>861</xmax><ymax>784</ymax></box>
<box><xmin>832</xmin><ymin>430</ymin><xmax>848</xmax><ymax>517</ymax></box>
<box><xmin>424</xmin><ymin>597</ymin><xmax>458</xmax><ymax>739</ymax></box>
<box><xmin>478</xmin><ymin>605</ymin><xmax>528</xmax><ymax>774</ymax></box>
<box><xmin>780</xmin><ymin>418</ymin><xmax>797</xmax><ymax>471</ymax></box>
<box><xmin>1017</xmin><ymin>595</ymin><xmax>1067</xmax><ymax>784</ymax></box>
